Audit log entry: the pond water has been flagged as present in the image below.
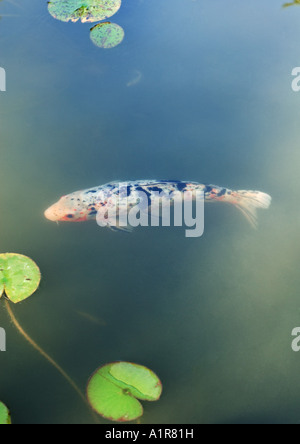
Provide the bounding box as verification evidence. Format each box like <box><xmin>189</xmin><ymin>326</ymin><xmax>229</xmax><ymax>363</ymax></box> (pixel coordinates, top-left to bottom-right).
<box><xmin>1</xmin><ymin>0</ymin><xmax>300</xmax><ymax>424</ymax></box>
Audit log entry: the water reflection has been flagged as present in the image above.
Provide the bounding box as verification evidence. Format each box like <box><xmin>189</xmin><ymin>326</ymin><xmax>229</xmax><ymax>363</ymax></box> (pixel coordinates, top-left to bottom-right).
<box><xmin>48</xmin><ymin>0</ymin><xmax>125</xmax><ymax>48</ymax></box>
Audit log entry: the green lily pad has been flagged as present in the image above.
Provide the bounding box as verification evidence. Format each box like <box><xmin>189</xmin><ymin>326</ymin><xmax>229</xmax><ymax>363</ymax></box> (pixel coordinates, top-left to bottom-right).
<box><xmin>48</xmin><ymin>0</ymin><xmax>122</xmax><ymax>23</ymax></box>
<box><xmin>0</xmin><ymin>402</ymin><xmax>11</xmax><ymax>424</ymax></box>
<box><xmin>87</xmin><ymin>362</ymin><xmax>162</xmax><ymax>422</ymax></box>
<box><xmin>90</xmin><ymin>22</ymin><xmax>125</xmax><ymax>49</ymax></box>
<box><xmin>0</xmin><ymin>254</ymin><xmax>41</xmax><ymax>304</ymax></box>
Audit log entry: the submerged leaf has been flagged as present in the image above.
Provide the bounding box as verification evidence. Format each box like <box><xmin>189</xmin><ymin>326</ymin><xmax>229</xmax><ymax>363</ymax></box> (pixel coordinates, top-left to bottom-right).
<box><xmin>0</xmin><ymin>402</ymin><xmax>11</xmax><ymax>424</ymax></box>
<box><xmin>0</xmin><ymin>253</ymin><xmax>41</xmax><ymax>304</ymax></box>
<box><xmin>87</xmin><ymin>362</ymin><xmax>162</xmax><ymax>422</ymax></box>
<box><xmin>48</xmin><ymin>0</ymin><xmax>122</xmax><ymax>23</ymax></box>
<box><xmin>90</xmin><ymin>22</ymin><xmax>124</xmax><ymax>48</ymax></box>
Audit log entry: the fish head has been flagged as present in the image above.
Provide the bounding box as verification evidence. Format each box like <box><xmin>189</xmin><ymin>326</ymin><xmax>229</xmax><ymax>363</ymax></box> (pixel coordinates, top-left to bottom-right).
<box><xmin>44</xmin><ymin>192</ymin><xmax>93</xmax><ymax>222</ymax></box>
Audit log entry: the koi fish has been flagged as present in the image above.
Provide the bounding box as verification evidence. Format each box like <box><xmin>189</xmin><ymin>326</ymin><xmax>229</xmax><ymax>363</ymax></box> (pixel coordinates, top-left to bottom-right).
<box><xmin>44</xmin><ymin>180</ymin><xmax>271</xmax><ymax>230</ymax></box>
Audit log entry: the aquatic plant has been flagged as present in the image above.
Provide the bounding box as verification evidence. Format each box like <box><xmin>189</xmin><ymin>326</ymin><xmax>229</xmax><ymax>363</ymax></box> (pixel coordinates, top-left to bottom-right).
<box><xmin>87</xmin><ymin>362</ymin><xmax>162</xmax><ymax>422</ymax></box>
<box><xmin>0</xmin><ymin>254</ymin><xmax>88</xmax><ymax>412</ymax></box>
<box><xmin>48</xmin><ymin>0</ymin><xmax>121</xmax><ymax>23</ymax></box>
<box><xmin>1</xmin><ymin>257</ymin><xmax>163</xmax><ymax>423</ymax></box>
<box><xmin>0</xmin><ymin>401</ymin><xmax>11</xmax><ymax>424</ymax></box>
<box><xmin>90</xmin><ymin>22</ymin><xmax>124</xmax><ymax>48</ymax></box>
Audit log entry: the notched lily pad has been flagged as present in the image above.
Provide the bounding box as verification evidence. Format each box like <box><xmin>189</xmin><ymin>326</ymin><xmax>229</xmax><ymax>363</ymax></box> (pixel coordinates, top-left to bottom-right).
<box><xmin>90</xmin><ymin>22</ymin><xmax>125</xmax><ymax>48</ymax></box>
<box><xmin>0</xmin><ymin>253</ymin><xmax>41</xmax><ymax>304</ymax></box>
<box><xmin>0</xmin><ymin>402</ymin><xmax>11</xmax><ymax>424</ymax></box>
<box><xmin>48</xmin><ymin>0</ymin><xmax>122</xmax><ymax>23</ymax></box>
<box><xmin>87</xmin><ymin>362</ymin><xmax>162</xmax><ymax>422</ymax></box>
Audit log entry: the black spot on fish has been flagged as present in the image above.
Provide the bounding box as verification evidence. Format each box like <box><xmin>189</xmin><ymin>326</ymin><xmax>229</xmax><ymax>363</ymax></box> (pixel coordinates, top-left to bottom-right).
<box><xmin>66</xmin><ymin>214</ymin><xmax>74</xmax><ymax>219</ymax></box>
<box><xmin>89</xmin><ymin>210</ymin><xmax>97</xmax><ymax>216</ymax></box>
<box><xmin>148</xmin><ymin>187</ymin><xmax>162</xmax><ymax>193</ymax></box>
<box><xmin>176</xmin><ymin>183</ymin><xmax>187</xmax><ymax>192</ymax></box>
<box><xmin>85</xmin><ymin>190</ymin><xmax>97</xmax><ymax>194</ymax></box>
<box><xmin>204</xmin><ymin>185</ymin><xmax>212</xmax><ymax>193</ymax></box>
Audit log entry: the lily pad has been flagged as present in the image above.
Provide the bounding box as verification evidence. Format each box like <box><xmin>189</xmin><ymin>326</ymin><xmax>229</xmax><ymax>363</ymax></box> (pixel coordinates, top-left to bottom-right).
<box><xmin>0</xmin><ymin>402</ymin><xmax>11</xmax><ymax>424</ymax></box>
<box><xmin>48</xmin><ymin>0</ymin><xmax>122</xmax><ymax>23</ymax></box>
<box><xmin>87</xmin><ymin>362</ymin><xmax>162</xmax><ymax>422</ymax></box>
<box><xmin>90</xmin><ymin>22</ymin><xmax>125</xmax><ymax>49</ymax></box>
<box><xmin>0</xmin><ymin>254</ymin><xmax>41</xmax><ymax>304</ymax></box>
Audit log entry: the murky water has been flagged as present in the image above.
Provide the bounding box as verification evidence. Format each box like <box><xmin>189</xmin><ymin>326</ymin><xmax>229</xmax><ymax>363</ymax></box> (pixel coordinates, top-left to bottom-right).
<box><xmin>1</xmin><ymin>0</ymin><xmax>300</xmax><ymax>424</ymax></box>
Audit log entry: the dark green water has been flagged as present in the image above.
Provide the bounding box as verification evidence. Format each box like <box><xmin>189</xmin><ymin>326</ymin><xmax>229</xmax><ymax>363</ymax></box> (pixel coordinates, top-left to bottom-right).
<box><xmin>1</xmin><ymin>0</ymin><xmax>300</xmax><ymax>424</ymax></box>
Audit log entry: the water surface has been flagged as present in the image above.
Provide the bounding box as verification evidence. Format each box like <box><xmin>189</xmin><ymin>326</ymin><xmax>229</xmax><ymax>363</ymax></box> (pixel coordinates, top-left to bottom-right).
<box><xmin>1</xmin><ymin>0</ymin><xmax>300</xmax><ymax>424</ymax></box>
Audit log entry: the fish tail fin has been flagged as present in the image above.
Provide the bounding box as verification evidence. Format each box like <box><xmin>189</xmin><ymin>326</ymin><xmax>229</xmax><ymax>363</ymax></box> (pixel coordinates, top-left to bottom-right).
<box><xmin>227</xmin><ymin>190</ymin><xmax>272</xmax><ymax>228</ymax></box>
